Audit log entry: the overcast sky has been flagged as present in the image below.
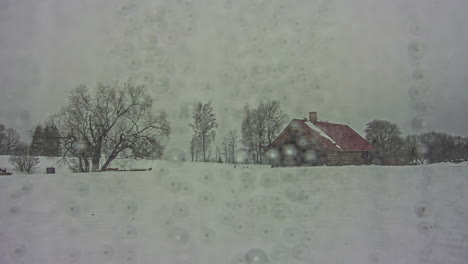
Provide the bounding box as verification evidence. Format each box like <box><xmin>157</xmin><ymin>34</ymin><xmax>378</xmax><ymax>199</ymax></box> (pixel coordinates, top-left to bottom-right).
<box><xmin>1</xmin><ymin>0</ymin><xmax>468</xmax><ymax>153</ymax></box>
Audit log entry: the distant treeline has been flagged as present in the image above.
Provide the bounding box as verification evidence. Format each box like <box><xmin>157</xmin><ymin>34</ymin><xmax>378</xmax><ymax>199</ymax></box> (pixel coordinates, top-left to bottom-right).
<box><xmin>365</xmin><ymin>120</ymin><xmax>468</xmax><ymax>165</ymax></box>
<box><xmin>0</xmin><ymin>123</ymin><xmax>61</xmax><ymax>157</ymax></box>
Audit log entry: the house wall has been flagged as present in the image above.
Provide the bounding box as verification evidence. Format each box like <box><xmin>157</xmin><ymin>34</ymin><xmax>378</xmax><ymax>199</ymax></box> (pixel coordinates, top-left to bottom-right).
<box><xmin>270</xmin><ymin>124</ymin><xmax>327</xmax><ymax>166</ymax></box>
<box><xmin>270</xmin><ymin>121</ymin><xmax>370</xmax><ymax>167</ymax></box>
<box><xmin>327</xmin><ymin>151</ymin><xmax>369</xmax><ymax>166</ymax></box>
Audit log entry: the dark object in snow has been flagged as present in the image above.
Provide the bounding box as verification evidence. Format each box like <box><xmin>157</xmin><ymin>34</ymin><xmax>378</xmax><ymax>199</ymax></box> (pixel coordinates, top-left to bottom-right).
<box><xmin>128</xmin><ymin>168</ymin><xmax>150</xmax><ymax>171</ymax></box>
<box><xmin>46</xmin><ymin>167</ymin><xmax>55</xmax><ymax>174</ymax></box>
<box><xmin>98</xmin><ymin>168</ymin><xmax>153</xmax><ymax>172</ymax></box>
<box><xmin>101</xmin><ymin>168</ymin><xmax>120</xmax><ymax>171</ymax></box>
<box><xmin>0</xmin><ymin>168</ymin><xmax>13</xmax><ymax>176</ymax></box>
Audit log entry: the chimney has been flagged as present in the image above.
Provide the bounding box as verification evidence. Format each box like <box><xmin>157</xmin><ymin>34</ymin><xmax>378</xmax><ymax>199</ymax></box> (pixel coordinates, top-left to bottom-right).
<box><xmin>309</xmin><ymin>112</ymin><xmax>317</xmax><ymax>122</ymax></box>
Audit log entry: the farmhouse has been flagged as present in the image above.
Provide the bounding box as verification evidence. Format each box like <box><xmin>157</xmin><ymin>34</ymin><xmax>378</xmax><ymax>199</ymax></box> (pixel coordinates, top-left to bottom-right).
<box><xmin>268</xmin><ymin>112</ymin><xmax>373</xmax><ymax>166</ymax></box>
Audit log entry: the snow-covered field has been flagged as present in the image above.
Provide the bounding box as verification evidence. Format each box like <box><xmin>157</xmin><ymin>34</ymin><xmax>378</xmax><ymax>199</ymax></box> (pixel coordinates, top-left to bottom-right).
<box><xmin>0</xmin><ymin>156</ymin><xmax>467</xmax><ymax>264</ymax></box>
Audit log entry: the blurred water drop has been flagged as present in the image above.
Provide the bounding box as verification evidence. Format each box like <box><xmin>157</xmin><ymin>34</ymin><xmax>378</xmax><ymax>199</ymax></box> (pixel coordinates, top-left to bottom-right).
<box><xmin>271</xmin><ymin>202</ymin><xmax>291</xmax><ymax>220</ymax></box>
<box><xmin>231</xmin><ymin>254</ymin><xmax>247</xmax><ymax>264</ymax></box>
<box><xmin>68</xmin><ymin>250</ymin><xmax>81</xmax><ymax>263</ymax></box>
<box><xmin>66</xmin><ymin>202</ymin><xmax>81</xmax><ymax>217</ymax></box>
<box><xmin>240</xmin><ymin>172</ymin><xmax>256</xmax><ymax>187</ymax></box>
<box><xmin>270</xmin><ymin>244</ymin><xmax>290</xmax><ymax>261</ymax></box>
<box><xmin>235</xmin><ymin>152</ymin><xmax>247</xmax><ymax>164</ymax></box>
<box><xmin>167</xmin><ymin>227</ymin><xmax>190</xmax><ymax>248</ymax></box>
<box><xmin>122</xmin><ymin>225</ymin><xmax>138</xmax><ymax>239</ymax></box>
<box><xmin>74</xmin><ymin>182</ymin><xmax>90</xmax><ymax>196</ymax></box>
<box><xmin>266</xmin><ymin>148</ymin><xmax>280</xmax><ymax>161</ymax></box>
<box><xmin>408</xmin><ymin>41</ymin><xmax>423</xmax><ymax>60</ymax></box>
<box><xmin>245</xmin><ymin>248</ymin><xmax>269</xmax><ymax>264</ymax></box>
<box><xmin>11</xmin><ymin>245</ymin><xmax>27</xmax><ymax>258</ymax></box>
<box><xmin>199</xmin><ymin>227</ymin><xmax>215</xmax><ymax>244</ymax></box>
<box><xmin>411</xmin><ymin>117</ymin><xmax>426</xmax><ymax>131</ymax></box>
<box><xmin>291</xmin><ymin>243</ymin><xmax>311</xmax><ymax>261</ymax></box>
<box><xmin>283</xmin><ymin>227</ymin><xmax>307</xmax><ymax>244</ymax></box>
<box><xmin>122</xmin><ymin>200</ymin><xmax>138</xmax><ymax>216</ymax></box>
<box><xmin>283</xmin><ymin>145</ymin><xmax>298</xmax><ymax>157</ymax></box>
<box><xmin>412</xmin><ymin>70</ymin><xmax>424</xmax><ymax>80</ymax></box>
<box><xmin>172</xmin><ymin>202</ymin><xmax>190</xmax><ymax>218</ymax></box>
<box><xmin>198</xmin><ymin>192</ymin><xmax>215</xmax><ymax>204</ymax></box>
<box><xmin>304</xmin><ymin>149</ymin><xmax>317</xmax><ymax>162</ymax></box>
<box><xmin>102</xmin><ymin>245</ymin><xmax>115</xmax><ymax>259</ymax></box>
<box><xmin>414</xmin><ymin>201</ymin><xmax>431</xmax><ymax>218</ymax></box>
<box><xmin>281</xmin><ymin>172</ymin><xmax>300</xmax><ymax>183</ymax></box>
<box><xmin>260</xmin><ymin>173</ymin><xmax>278</xmax><ymax>188</ymax></box>
<box><xmin>415</xmin><ymin>144</ymin><xmax>429</xmax><ymax>157</ymax></box>
<box><xmin>258</xmin><ymin>224</ymin><xmax>275</xmax><ymax>240</ymax></box>
<box><xmin>198</xmin><ymin>172</ymin><xmax>213</xmax><ymax>184</ymax></box>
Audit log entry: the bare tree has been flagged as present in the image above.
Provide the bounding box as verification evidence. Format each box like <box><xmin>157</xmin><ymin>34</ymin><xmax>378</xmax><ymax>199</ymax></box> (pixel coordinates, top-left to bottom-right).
<box><xmin>189</xmin><ymin>137</ymin><xmax>196</xmax><ymax>162</ymax></box>
<box><xmin>190</xmin><ymin>137</ymin><xmax>205</xmax><ymax>162</ymax></box>
<box><xmin>453</xmin><ymin>136</ymin><xmax>468</xmax><ymax>161</ymax></box>
<box><xmin>253</xmin><ymin>107</ymin><xmax>267</xmax><ymax>163</ymax></box>
<box><xmin>3</xmin><ymin>128</ymin><xmax>21</xmax><ymax>155</ymax></box>
<box><xmin>241</xmin><ymin>100</ymin><xmax>287</xmax><ymax>164</ymax></box>
<box><xmin>55</xmin><ymin>82</ymin><xmax>170</xmax><ymax>172</ymax></box>
<box><xmin>365</xmin><ymin>120</ymin><xmax>404</xmax><ymax>164</ymax></box>
<box><xmin>418</xmin><ymin>131</ymin><xmax>457</xmax><ymax>163</ymax></box>
<box><xmin>189</xmin><ymin>102</ymin><xmax>218</xmax><ymax>162</ymax></box>
<box><xmin>241</xmin><ymin>105</ymin><xmax>257</xmax><ymax>163</ymax></box>
<box><xmin>206</xmin><ymin>145</ymin><xmax>213</xmax><ymax>162</ymax></box>
<box><xmin>0</xmin><ymin>124</ymin><xmax>5</xmax><ymax>154</ymax></box>
<box><xmin>404</xmin><ymin>134</ymin><xmax>428</xmax><ymax>165</ymax></box>
<box><xmin>221</xmin><ymin>130</ymin><xmax>238</xmax><ymax>163</ymax></box>
<box><xmin>260</xmin><ymin>100</ymin><xmax>288</xmax><ymax>147</ymax></box>
<box><xmin>215</xmin><ymin>146</ymin><xmax>222</xmax><ymax>163</ymax></box>
<box><xmin>229</xmin><ymin>131</ymin><xmax>238</xmax><ymax>163</ymax></box>
<box><xmin>221</xmin><ymin>136</ymin><xmax>229</xmax><ymax>163</ymax></box>
<box><xmin>9</xmin><ymin>143</ymin><xmax>40</xmax><ymax>173</ymax></box>
<box><xmin>226</xmin><ymin>130</ymin><xmax>239</xmax><ymax>163</ymax></box>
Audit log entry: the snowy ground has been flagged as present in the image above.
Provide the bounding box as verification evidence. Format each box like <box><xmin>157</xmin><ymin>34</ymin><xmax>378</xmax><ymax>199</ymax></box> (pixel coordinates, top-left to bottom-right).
<box><xmin>0</xmin><ymin>156</ymin><xmax>467</xmax><ymax>264</ymax></box>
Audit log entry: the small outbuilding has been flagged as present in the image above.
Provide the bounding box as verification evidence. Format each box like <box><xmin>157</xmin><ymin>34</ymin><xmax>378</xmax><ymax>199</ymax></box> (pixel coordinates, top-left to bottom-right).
<box><xmin>268</xmin><ymin>112</ymin><xmax>373</xmax><ymax>166</ymax></box>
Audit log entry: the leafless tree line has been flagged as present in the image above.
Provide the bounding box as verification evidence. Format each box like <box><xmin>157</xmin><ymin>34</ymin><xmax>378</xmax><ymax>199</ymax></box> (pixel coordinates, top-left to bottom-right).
<box><xmin>189</xmin><ymin>102</ymin><xmax>218</xmax><ymax>162</ymax></box>
<box><xmin>188</xmin><ymin>99</ymin><xmax>287</xmax><ymax>165</ymax></box>
<box><xmin>365</xmin><ymin>120</ymin><xmax>468</xmax><ymax>165</ymax></box>
<box><xmin>241</xmin><ymin>100</ymin><xmax>288</xmax><ymax>164</ymax></box>
<box><xmin>0</xmin><ymin>124</ymin><xmax>21</xmax><ymax>155</ymax></box>
<box><xmin>221</xmin><ymin>130</ymin><xmax>239</xmax><ymax>163</ymax></box>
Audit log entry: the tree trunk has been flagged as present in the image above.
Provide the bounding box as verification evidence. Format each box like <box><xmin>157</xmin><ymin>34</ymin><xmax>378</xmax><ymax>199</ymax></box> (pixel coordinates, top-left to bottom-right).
<box><xmin>101</xmin><ymin>152</ymin><xmax>118</xmax><ymax>170</ymax></box>
<box><xmin>202</xmin><ymin>137</ymin><xmax>206</xmax><ymax>162</ymax></box>
<box><xmin>91</xmin><ymin>137</ymin><xmax>103</xmax><ymax>172</ymax></box>
<box><xmin>231</xmin><ymin>149</ymin><xmax>235</xmax><ymax>163</ymax></box>
<box><xmin>190</xmin><ymin>145</ymin><xmax>194</xmax><ymax>162</ymax></box>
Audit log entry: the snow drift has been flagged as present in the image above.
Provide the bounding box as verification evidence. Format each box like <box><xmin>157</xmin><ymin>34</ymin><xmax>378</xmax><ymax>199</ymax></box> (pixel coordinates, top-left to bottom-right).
<box><xmin>0</xmin><ymin>156</ymin><xmax>467</xmax><ymax>263</ymax></box>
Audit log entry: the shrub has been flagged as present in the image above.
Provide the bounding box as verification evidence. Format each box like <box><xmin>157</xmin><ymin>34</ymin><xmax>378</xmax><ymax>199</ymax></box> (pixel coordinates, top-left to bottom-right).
<box><xmin>9</xmin><ymin>143</ymin><xmax>40</xmax><ymax>173</ymax></box>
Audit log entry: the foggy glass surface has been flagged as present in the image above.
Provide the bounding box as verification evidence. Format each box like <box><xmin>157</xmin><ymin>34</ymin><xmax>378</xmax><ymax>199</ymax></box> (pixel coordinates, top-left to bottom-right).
<box><xmin>1</xmin><ymin>0</ymin><xmax>467</xmax><ymax>263</ymax></box>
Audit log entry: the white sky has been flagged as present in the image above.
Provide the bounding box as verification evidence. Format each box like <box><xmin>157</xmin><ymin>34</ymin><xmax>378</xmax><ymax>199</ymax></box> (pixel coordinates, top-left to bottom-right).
<box><xmin>1</xmin><ymin>0</ymin><xmax>468</xmax><ymax>152</ymax></box>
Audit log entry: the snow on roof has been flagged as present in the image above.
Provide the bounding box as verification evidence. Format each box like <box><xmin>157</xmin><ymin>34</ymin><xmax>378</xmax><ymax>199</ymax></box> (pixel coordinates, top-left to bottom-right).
<box><xmin>286</xmin><ymin>119</ymin><xmax>373</xmax><ymax>151</ymax></box>
<box><xmin>304</xmin><ymin>121</ymin><xmax>342</xmax><ymax>149</ymax></box>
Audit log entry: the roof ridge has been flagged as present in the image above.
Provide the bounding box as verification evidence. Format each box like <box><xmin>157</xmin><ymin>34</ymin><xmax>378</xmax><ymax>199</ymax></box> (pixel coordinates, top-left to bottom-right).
<box><xmin>293</xmin><ymin>119</ymin><xmax>348</xmax><ymax>126</ymax></box>
<box><xmin>314</xmin><ymin>121</ymin><xmax>348</xmax><ymax>126</ymax></box>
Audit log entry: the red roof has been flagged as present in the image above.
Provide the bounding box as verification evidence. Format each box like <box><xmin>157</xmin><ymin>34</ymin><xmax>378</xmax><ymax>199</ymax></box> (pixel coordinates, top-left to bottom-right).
<box><xmin>294</xmin><ymin>119</ymin><xmax>373</xmax><ymax>151</ymax></box>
